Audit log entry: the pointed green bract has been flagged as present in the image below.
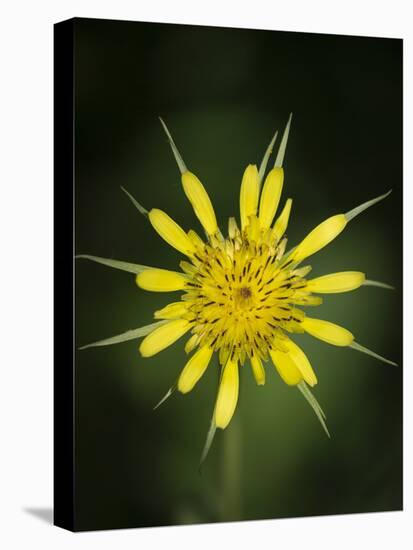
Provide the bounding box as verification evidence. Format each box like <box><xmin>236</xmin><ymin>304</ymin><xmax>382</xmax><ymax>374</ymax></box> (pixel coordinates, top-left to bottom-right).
<box><xmin>159</xmin><ymin>117</ymin><xmax>188</xmax><ymax>175</ymax></box>
<box><xmin>274</xmin><ymin>113</ymin><xmax>292</xmax><ymax>168</ymax></box>
<box><xmin>258</xmin><ymin>130</ymin><xmax>278</xmax><ymax>184</ymax></box>
<box><xmin>79</xmin><ymin>320</ymin><xmax>168</xmax><ymax>350</ymax></box>
<box><xmin>363</xmin><ymin>279</ymin><xmax>395</xmax><ymax>290</ymax></box>
<box><xmin>345</xmin><ymin>190</ymin><xmax>392</xmax><ymax>222</ymax></box>
<box><xmin>350</xmin><ymin>342</ymin><xmax>397</xmax><ymax>366</ymax></box>
<box><xmin>75</xmin><ymin>254</ymin><xmax>152</xmax><ymax>274</ymax></box>
<box><xmin>298</xmin><ymin>381</ymin><xmax>330</xmax><ymax>438</ymax></box>
<box><xmin>153</xmin><ymin>385</ymin><xmax>176</xmax><ymax>410</ymax></box>
<box><xmin>199</xmin><ymin>414</ymin><xmax>217</xmax><ymax>470</ymax></box>
<box><xmin>121</xmin><ymin>186</ymin><xmax>148</xmax><ymax>216</ymax></box>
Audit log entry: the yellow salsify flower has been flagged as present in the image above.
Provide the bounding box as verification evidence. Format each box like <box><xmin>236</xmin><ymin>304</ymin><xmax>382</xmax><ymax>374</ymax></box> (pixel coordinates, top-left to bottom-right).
<box><xmin>77</xmin><ymin>115</ymin><xmax>397</xmax><ymax>462</ymax></box>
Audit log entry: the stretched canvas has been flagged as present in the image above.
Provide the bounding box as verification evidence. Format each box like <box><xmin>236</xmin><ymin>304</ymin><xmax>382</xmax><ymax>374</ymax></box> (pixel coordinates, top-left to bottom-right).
<box><xmin>54</xmin><ymin>17</ymin><xmax>403</xmax><ymax>531</ymax></box>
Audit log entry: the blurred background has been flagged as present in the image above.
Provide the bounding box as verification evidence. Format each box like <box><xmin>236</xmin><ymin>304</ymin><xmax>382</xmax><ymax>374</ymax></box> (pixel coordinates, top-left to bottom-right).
<box><xmin>74</xmin><ymin>18</ymin><xmax>402</xmax><ymax>531</ymax></box>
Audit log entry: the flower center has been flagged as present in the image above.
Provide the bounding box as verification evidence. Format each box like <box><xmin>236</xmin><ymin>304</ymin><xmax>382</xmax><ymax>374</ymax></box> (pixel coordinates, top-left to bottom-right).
<box><xmin>237</xmin><ymin>286</ymin><xmax>252</xmax><ymax>300</ymax></box>
<box><xmin>182</xmin><ymin>225</ymin><xmax>312</xmax><ymax>365</ymax></box>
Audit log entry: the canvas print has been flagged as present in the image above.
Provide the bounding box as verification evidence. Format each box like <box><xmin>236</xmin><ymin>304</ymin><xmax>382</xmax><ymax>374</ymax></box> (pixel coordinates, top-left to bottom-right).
<box><xmin>54</xmin><ymin>17</ymin><xmax>402</xmax><ymax>531</ymax></box>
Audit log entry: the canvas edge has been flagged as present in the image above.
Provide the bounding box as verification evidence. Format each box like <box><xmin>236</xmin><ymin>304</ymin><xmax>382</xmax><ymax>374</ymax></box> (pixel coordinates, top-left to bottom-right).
<box><xmin>53</xmin><ymin>17</ymin><xmax>76</xmax><ymax>532</ymax></box>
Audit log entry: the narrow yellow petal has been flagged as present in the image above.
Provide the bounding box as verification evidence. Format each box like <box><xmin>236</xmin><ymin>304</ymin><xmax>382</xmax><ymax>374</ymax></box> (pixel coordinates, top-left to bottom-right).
<box><xmin>271</xmin><ymin>198</ymin><xmax>292</xmax><ymax>243</ymax></box>
<box><xmin>136</xmin><ymin>268</ymin><xmax>187</xmax><ymax>292</ymax></box>
<box><xmin>184</xmin><ymin>333</ymin><xmax>199</xmax><ymax>354</ymax></box>
<box><xmin>154</xmin><ymin>301</ymin><xmax>189</xmax><ymax>319</ymax></box>
<box><xmin>247</xmin><ymin>214</ymin><xmax>261</xmax><ymax>243</ymax></box>
<box><xmin>302</xmin><ymin>317</ymin><xmax>354</xmax><ymax>346</ymax></box>
<box><xmin>307</xmin><ymin>271</ymin><xmax>366</xmax><ymax>294</ymax></box>
<box><xmin>250</xmin><ymin>355</ymin><xmax>265</xmax><ymax>385</ymax></box>
<box><xmin>139</xmin><ymin>319</ymin><xmax>191</xmax><ymax>357</ymax></box>
<box><xmin>258</xmin><ymin>167</ymin><xmax>284</xmax><ymax>229</ymax></box>
<box><xmin>270</xmin><ymin>349</ymin><xmax>303</xmax><ymax>386</ymax></box>
<box><xmin>228</xmin><ymin>217</ymin><xmax>240</xmax><ymax>239</ymax></box>
<box><xmin>178</xmin><ymin>346</ymin><xmax>213</xmax><ymax>393</ymax></box>
<box><xmin>293</xmin><ymin>293</ymin><xmax>323</xmax><ymax>306</ymax></box>
<box><xmin>187</xmin><ymin>229</ymin><xmax>205</xmax><ymax>249</ymax></box>
<box><xmin>179</xmin><ymin>260</ymin><xmax>197</xmax><ymax>276</ymax></box>
<box><xmin>148</xmin><ymin>208</ymin><xmax>195</xmax><ymax>256</ymax></box>
<box><xmin>282</xmin><ymin>337</ymin><xmax>317</xmax><ymax>387</ymax></box>
<box><xmin>240</xmin><ymin>164</ymin><xmax>259</xmax><ymax>230</ymax></box>
<box><xmin>182</xmin><ymin>171</ymin><xmax>218</xmax><ymax>235</ymax></box>
<box><xmin>291</xmin><ymin>214</ymin><xmax>347</xmax><ymax>263</ymax></box>
<box><xmin>215</xmin><ymin>358</ymin><xmax>239</xmax><ymax>429</ymax></box>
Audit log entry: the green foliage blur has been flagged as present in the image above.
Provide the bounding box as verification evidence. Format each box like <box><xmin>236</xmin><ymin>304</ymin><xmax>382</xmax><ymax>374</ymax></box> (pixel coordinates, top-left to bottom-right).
<box><xmin>74</xmin><ymin>18</ymin><xmax>402</xmax><ymax>531</ymax></box>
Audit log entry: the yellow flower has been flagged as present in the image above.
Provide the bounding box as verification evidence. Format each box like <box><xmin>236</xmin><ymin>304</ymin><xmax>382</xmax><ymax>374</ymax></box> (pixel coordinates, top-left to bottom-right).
<box><xmin>78</xmin><ymin>115</ymin><xmax>396</xmax><ymax>461</ymax></box>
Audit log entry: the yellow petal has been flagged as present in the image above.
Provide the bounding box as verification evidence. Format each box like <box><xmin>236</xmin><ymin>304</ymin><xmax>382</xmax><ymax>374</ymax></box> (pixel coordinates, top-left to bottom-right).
<box><xmin>282</xmin><ymin>337</ymin><xmax>317</xmax><ymax>386</ymax></box>
<box><xmin>184</xmin><ymin>333</ymin><xmax>199</xmax><ymax>354</ymax></box>
<box><xmin>250</xmin><ymin>355</ymin><xmax>265</xmax><ymax>385</ymax></box>
<box><xmin>139</xmin><ymin>319</ymin><xmax>191</xmax><ymax>357</ymax></box>
<box><xmin>247</xmin><ymin>214</ymin><xmax>260</xmax><ymax>243</ymax></box>
<box><xmin>293</xmin><ymin>294</ymin><xmax>323</xmax><ymax>306</ymax></box>
<box><xmin>270</xmin><ymin>348</ymin><xmax>303</xmax><ymax>386</ymax></box>
<box><xmin>307</xmin><ymin>271</ymin><xmax>366</xmax><ymax>294</ymax></box>
<box><xmin>182</xmin><ymin>171</ymin><xmax>218</xmax><ymax>235</ymax></box>
<box><xmin>179</xmin><ymin>260</ymin><xmax>197</xmax><ymax>276</ymax></box>
<box><xmin>240</xmin><ymin>164</ymin><xmax>259</xmax><ymax>230</ymax></box>
<box><xmin>302</xmin><ymin>317</ymin><xmax>354</xmax><ymax>346</ymax></box>
<box><xmin>136</xmin><ymin>269</ymin><xmax>187</xmax><ymax>292</ymax></box>
<box><xmin>178</xmin><ymin>346</ymin><xmax>213</xmax><ymax>393</ymax></box>
<box><xmin>154</xmin><ymin>301</ymin><xmax>189</xmax><ymax>319</ymax></box>
<box><xmin>228</xmin><ymin>217</ymin><xmax>240</xmax><ymax>239</ymax></box>
<box><xmin>291</xmin><ymin>214</ymin><xmax>347</xmax><ymax>263</ymax></box>
<box><xmin>187</xmin><ymin>229</ymin><xmax>205</xmax><ymax>249</ymax></box>
<box><xmin>215</xmin><ymin>358</ymin><xmax>239</xmax><ymax>429</ymax></box>
<box><xmin>271</xmin><ymin>198</ymin><xmax>292</xmax><ymax>243</ymax></box>
<box><xmin>258</xmin><ymin>167</ymin><xmax>284</xmax><ymax>229</ymax></box>
<box><xmin>149</xmin><ymin>208</ymin><xmax>195</xmax><ymax>256</ymax></box>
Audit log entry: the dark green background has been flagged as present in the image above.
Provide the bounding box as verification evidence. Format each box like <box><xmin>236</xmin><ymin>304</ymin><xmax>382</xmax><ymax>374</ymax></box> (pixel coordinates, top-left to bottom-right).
<box><xmin>74</xmin><ymin>18</ymin><xmax>402</xmax><ymax>531</ymax></box>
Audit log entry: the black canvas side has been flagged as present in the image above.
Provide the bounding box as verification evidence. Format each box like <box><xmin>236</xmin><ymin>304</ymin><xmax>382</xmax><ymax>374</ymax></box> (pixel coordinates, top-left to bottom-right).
<box><xmin>53</xmin><ymin>18</ymin><xmax>75</xmax><ymax>532</ymax></box>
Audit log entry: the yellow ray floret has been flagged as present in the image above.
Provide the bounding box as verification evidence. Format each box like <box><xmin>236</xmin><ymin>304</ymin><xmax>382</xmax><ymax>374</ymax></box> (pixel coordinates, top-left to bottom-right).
<box><xmin>178</xmin><ymin>345</ymin><xmax>214</xmax><ymax>393</ymax></box>
<box><xmin>291</xmin><ymin>214</ymin><xmax>347</xmax><ymax>264</ymax></box>
<box><xmin>140</xmin><ymin>318</ymin><xmax>191</xmax><ymax>357</ymax></box>
<box><xmin>271</xmin><ymin>198</ymin><xmax>292</xmax><ymax>243</ymax></box>
<box><xmin>302</xmin><ymin>317</ymin><xmax>354</xmax><ymax>346</ymax></box>
<box><xmin>149</xmin><ymin>208</ymin><xmax>195</xmax><ymax>256</ymax></box>
<box><xmin>184</xmin><ymin>333</ymin><xmax>199</xmax><ymax>354</ymax></box>
<box><xmin>281</xmin><ymin>336</ymin><xmax>317</xmax><ymax>387</ymax></box>
<box><xmin>250</xmin><ymin>355</ymin><xmax>265</xmax><ymax>386</ymax></box>
<box><xmin>259</xmin><ymin>167</ymin><xmax>284</xmax><ymax>229</ymax></box>
<box><xmin>215</xmin><ymin>358</ymin><xmax>239</xmax><ymax>429</ymax></box>
<box><xmin>307</xmin><ymin>271</ymin><xmax>365</xmax><ymax>293</ymax></box>
<box><xmin>187</xmin><ymin>228</ymin><xmax>205</xmax><ymax>249</ymax></box>
<box><xmin>154</xmin><ymin>301</ymin><xmax>189</xmax><ymax>319</ymax></box>
<box><xmin>136</xmin><ymin>268</ymin><xmax>187</xmax><ymax>292</ymax></box>
<box><xmin>270</xmin><ymin>348</ymin><xmax>303</xmax><ymax>386</ymax></box>
<box><xmin>182</xmin><ymin>171</ymin><xmax>218</xmax><ymax>236</ymax></box>
<box><xmin>239</xmin><ymin>164</ymin><xmax>259</xmax><ymax>230</ymax></box>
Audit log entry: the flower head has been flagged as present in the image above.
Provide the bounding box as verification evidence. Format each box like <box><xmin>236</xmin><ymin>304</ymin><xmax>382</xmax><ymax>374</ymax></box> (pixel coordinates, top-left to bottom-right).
<box><xmin>78</xmin><ymin>115</ymin><xmax>396</xmax><ymax>460</ymax></box>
